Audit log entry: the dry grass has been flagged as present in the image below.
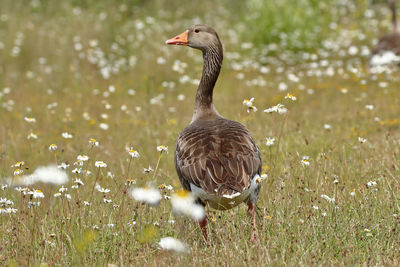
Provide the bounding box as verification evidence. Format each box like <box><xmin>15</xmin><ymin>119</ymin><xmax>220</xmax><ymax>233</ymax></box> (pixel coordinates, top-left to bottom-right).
<box><xmin>1</xmin><ymin>0</ymin><xmax>400</xmax><ymax>266</ymax></box>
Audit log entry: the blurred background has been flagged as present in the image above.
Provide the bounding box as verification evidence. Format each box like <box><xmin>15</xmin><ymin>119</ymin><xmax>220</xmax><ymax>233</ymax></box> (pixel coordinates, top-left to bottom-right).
<box><xmin>0</xmin><ymin>0</ymin><xmax>397</xmax><ymax>87</ymax></box>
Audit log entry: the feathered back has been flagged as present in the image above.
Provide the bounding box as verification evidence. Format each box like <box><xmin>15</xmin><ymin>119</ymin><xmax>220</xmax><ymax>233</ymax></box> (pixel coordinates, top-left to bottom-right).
<box><xmin>175</xmin><ymin>117</ymin><xmax>261</xmax><ymax>197</ymax></box>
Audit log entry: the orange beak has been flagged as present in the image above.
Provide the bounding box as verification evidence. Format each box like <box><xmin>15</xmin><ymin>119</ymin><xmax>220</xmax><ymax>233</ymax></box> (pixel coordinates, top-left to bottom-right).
<box><xmin>166</xmin><ymin>30</ymin><xmax>189</xmax><ymax>45</ymax></box>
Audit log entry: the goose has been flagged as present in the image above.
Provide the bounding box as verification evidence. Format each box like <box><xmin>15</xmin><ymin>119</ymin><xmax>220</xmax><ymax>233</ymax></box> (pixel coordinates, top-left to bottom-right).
<box><xmin>166</xmin><ymin>24</ymin><xmax>262</xmax><ymax>242</ymax></box>
<box><xmin>372</xmin><ymin>0</ymin><xmax>400</xmax><ymax>56</ymax></box>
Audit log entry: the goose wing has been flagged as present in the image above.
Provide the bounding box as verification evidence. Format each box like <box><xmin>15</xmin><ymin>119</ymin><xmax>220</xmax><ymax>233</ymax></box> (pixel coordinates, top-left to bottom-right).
<box><xmin>175</xmin><ymin>118</ymin><xmax>261</xmax><ymax>196</ymax></box>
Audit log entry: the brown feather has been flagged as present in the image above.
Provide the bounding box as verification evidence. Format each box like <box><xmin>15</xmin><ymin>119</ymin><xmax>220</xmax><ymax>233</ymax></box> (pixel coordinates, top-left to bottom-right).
<box><xmin>175</xmin><ymin>117</ymin><xmax>261</xmax><ymax>196</ymax></box>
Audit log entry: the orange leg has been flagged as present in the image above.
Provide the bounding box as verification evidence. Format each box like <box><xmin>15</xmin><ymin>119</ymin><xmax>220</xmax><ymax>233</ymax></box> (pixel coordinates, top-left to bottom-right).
<box><xmin>248</xmin><ymin>202</ymin><xmax>258</xmax><ymax>242</ymax></box>
<box><xmin>199</xmin><ymin>217</ymin><xmax>208</xmax><ymax>242</ymax></box>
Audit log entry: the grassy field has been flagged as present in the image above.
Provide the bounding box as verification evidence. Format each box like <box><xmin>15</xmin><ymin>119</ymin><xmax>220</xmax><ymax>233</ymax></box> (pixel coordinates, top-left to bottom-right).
<box><xmin>1</xmin><ymin>0</ymin><xmax>400</xmax><ymax>265</ymax></box>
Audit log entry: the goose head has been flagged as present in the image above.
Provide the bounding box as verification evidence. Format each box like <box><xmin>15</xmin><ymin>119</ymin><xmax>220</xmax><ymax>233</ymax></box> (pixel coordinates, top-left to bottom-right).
<box><xmin>166</xmin><ymin>24</ymin><xmax>222</xmax><ymax>53</ymax></box>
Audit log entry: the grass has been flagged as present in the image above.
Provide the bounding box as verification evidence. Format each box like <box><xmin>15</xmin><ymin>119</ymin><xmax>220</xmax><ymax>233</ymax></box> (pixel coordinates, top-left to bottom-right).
<box><xmin>244</xmin><ymin>0</ymin><xmax>333</xmax><ymax>52</ymax></box>
<box><xmin>1</xmin><ymin>0</ymin><xmax>400</xmax><ymax>265</ymax></box>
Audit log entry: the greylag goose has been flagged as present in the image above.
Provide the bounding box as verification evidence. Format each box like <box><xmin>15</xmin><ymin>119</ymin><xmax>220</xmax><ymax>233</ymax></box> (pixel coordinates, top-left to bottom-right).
<box><xmin>372</xmin><ymin>0</ymin><xmax>400</xmax><ymax>55</ymax></box>
<box><xmin>166</xmin><ymin>24</ymin><xmax>262</xmax><ymax>242</ymax></box>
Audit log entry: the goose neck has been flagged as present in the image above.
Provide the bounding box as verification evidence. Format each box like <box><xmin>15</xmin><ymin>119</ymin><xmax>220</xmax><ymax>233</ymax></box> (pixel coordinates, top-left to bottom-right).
<box><xmin>192</xmin><ymin>47</ymin><xmax>223</xmax><ymax>121</ymax></box>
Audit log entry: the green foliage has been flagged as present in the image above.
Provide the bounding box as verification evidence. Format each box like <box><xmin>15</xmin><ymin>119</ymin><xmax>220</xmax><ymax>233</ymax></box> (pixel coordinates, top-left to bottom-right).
<box><xmin>244</xmin><ymin>0</ymin><xmax>333</xmax><ymax>52</ymax></box>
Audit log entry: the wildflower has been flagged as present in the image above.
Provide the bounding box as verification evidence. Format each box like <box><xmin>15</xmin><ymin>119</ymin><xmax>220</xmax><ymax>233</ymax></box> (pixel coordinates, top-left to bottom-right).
<box><xmin>83</xmin><ymin>201</ymin><xmax>91</xmax><ymax>206</ymax></box>
<box><xmin>27</xmin><ymin>132</ymin><xmax>38</xmax><ymax>140</ymax></box>
<box><xmin>49</xmin><ymin>144</ymin><xmax>58</xmax><ymax>151</ymax></box>
<box><xmin>0</xmin><ymin>207</ymin><xmax>18</xmax><ymax>214</ymax></box>
<box><xmin>95</xmin><ymin>183</ymin><xmax>110</xmax><ymax>193</ymax></box>
<box><xmin>0</xmin><ymin>198</ymin><xmax>14</xmax><ymax>207</ymax></box>
<box><xmin>158</xmin><ymin>237</ymin><xmax>189</xmax><ymax>253</ymax></box>
<box><xmin>15</xmin><ymin>187</ymin><xmax>29</xmax><ymax>193</ymax></box>
<box><xmin>158</xmin><ymin>184</ymin><xmax>166</xmax><ymax>189</ymax></box>
<box><xmin>13</xmin><ymin>169</ymin><xmax>23</xmax><ymax>176</ymax></box>
<box><xmin>54</xmin><ymin>192</ymin><xmax>62</xmax><ymax>197</ymax></box>
<box><xmin>350</xmin><ymin>189</ymin><xmax>355</xmax><ymax>196</ymax></box>
<box><xmin>157</xmin><ymin>57</ymin><xmax>166</xmax><ymax>64</ymax></box>
<box><xmin>128</xmin><ymin>89</ymin><xmax>136</xmax><ymax>95</ymax></box>
<box><xmin>242</xmin><ymin>97</ymin><xmax>257</xmax><ymax>112</ymax></box>
<box><xmin>321</xmin><ymin>212</ymin><xmax>327</xmax><ymax>217</ymax></box>
<box><xmin>126</xmin><ymin>179</ymin><xmax>136</xmax><ymax>186</ymax></box>
<box><xmin>265</xmin><ymin>137</ymin><xmax>275</xmax><ymax>146</ymax></box>
<box><xmin>74</xmin><ymin>160</ymin><xmax>84</xmax><ymax>166</ymax></box>
<box><xmin>128</xmin><ymin>149</ymin><xmax>140</xmax><ymax>158</ymax></box>
<box><xmin>30</xmin><ymin>189</ymin><xmax>45</xmax><ymax>198</ymax></box>
<box><xmin>365</xmin><ymin>105</ymin><xmax>374</xmax><ymax>110</ymax></box>
<box><xmin>358</xmin><ymin>137</ymin><xmax>367</xmax><ymax>144</ymax></box>
<box><xmin>82</xmin><ymin>112</ymin><xmax>91</xmax><ymax>120</ymax></box>
<box><xmin>159</xmin><ymin>184</ymin><xmax>173</xmax><ymax>191</ymax></box>
<box><xmin>320</xmin><ymin>194</ymin><xmax>335</xmax><ymax>203</ymax></box>
<box><xmin>74</xmin><ymin>178</ymin><xmax>84</xmax><ymax>186</ymax></box>
<box><xmin>301</xmin><ymin>156</ymin><xmax>310</xmax><ymax>166</ymax></box>
<box><xmin>278</xmin><ymin>82</ymin><xmax>288</xmax><ymax>91</ymax></box>
<box><xmin>95</xmin><ymin>161</ymin><xmax>107</xmax><ymax>168</ymax></box>
<box><xmin>58</xmin><ymin>162</ymin><xmax>70</xmax><ymax>169</ymax></box>
<box><xmin>130</xmin><ymin>187</ymin><xmax>161</xmax><ymax>207</ymax></box>
<box><xmin>143</xmin><ymin>166</ymin><xmax>153</xmax><ymax>174</ymax></box>
<box><xmin>77</xmin><ymin>155</ymin><xmax>89</xmax><ymax>161</ymax></box>
<box><xmin>72</xmin><ymin>168</ymin><xmax>82</xmax><ymax>174</ymax></box>
<box><xmin>61</xmin><ymin>132</ymin><xmax>73</xmax><ymax>139</ymax></box>
<box><xmin>264</xmin><ymin>103</ymin><xmax>287</xmax><ymax>114</ymax></box>
<box><xmin>103</xmin><ymin>198</ymin><xmax>112</xmax><ymax>203</ymax></box>
<box><xmin>127</xmin><ymin>220</ymin><xmax>137</xmax><ymax>227</ymax></box>
<box><xmin>324</xmin><ymin>124</ymin><xmax>332</xmax><ymax>130</ymax></box>
<box><xmin>58</xmin><ymin>185</ymin><xmax>67</xmax><ymax>193</ymax></box>
<box><xmin>108</xmin><ymin>85</ymin><xmax>116</xmax><ymax>93</ymax></box>
<box><xmin>12</xmin><ymin>161</ymin><xmax>24</xmax><ymax>168</ymax></box>
<box><xmin>24</xmin><ymin>117</ymin><xmax>36</xmax><ymax>123</ymax></box>
<box><xmin>156</xmin><ymin>145</ymin><xmax>168</xmax><ymax>153</ymax></box>
<box><xmin>89</xmin><ymin>138</ymin><xmax>99</xmax><ymax>147</ymax></box>
<box><xmin>367</xmin><ymin>181</ymin><xmax>377</xmax><ymax>187</ymax></box>
<box><xmin>99</xmin><ymin>123</ymin><xmax>109</xmax><ymax>130</ymax></box>
<box><xmin>312</xmin><ymin>205</ymin><xmax>319</xmax><ymax>210</ymax></box>
<box><xmin>107</xmin><ymin>223</ymin><xmax>115</xmax><ymax>228</ymax></box>
<box><xmin>171</xmin><ymin>189</ymin><xmax>205</xmax><ymax>220</ymax></box>
<box><xmin>284</xmin><ymin>93</ymin><xmax>297</xmax><ymax>101</ymax></box>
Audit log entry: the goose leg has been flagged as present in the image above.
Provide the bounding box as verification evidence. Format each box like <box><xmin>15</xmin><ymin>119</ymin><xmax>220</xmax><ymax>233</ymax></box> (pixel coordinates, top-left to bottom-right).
<box><xmin>248</xmin><ymin>202</ymin><xmax>258</xmax><ymax>242</ymax></box>
<box><xmin>199</xmin><ymin>217</ymin><xmax>208</xmax><ymax>241</ymax></box>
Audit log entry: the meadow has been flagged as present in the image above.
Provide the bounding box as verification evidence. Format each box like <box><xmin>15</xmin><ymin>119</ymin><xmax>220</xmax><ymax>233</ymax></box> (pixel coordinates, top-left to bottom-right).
<box><xmin>1</xmin><ymin>0</ymin><xmax>400</xmax><ymax>265</ymax></box>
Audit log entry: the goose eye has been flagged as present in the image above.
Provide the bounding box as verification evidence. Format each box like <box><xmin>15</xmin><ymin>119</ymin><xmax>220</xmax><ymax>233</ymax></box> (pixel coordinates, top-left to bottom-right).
<box><xmin>194</xmin><ymin>29</ymin><xmax>199</xmax><ymax>33</ymax></box>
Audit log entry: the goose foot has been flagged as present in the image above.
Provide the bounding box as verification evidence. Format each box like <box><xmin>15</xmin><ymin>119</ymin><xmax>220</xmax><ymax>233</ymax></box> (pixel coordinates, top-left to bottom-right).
<box><xmin>199</xmin><ymin>217</ymin><xmax>208</xmax><ymax>242</ymax></box>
